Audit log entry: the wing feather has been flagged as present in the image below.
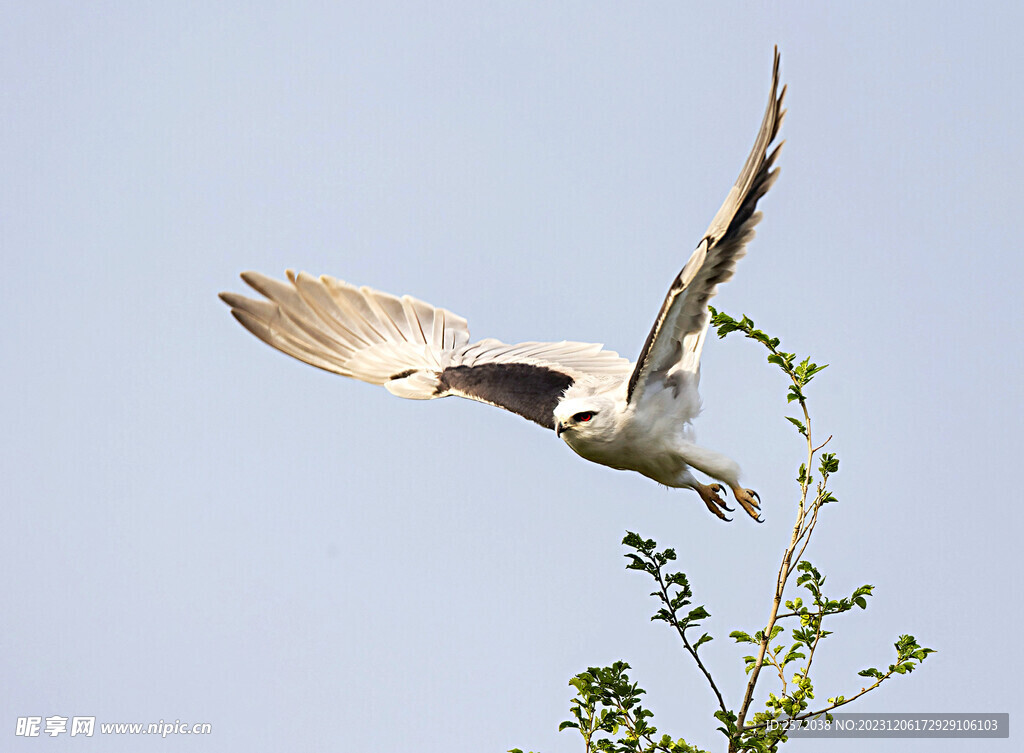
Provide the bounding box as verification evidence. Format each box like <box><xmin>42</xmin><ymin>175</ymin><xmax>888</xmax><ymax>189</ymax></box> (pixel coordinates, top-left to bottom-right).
<box><xmin>220</xmin><ymin>272</ymin><xmax>630</xmax><ymax>429</ymax></box>
<box><xmin>626</xmin><ymin>48</ymin><xmax>786</xmax><ymax>404</ymax></box>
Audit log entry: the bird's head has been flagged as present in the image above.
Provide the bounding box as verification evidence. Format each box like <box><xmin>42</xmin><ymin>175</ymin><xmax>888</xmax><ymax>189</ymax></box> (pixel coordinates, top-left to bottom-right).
<box><xmin>553</xmin><ymin>394</ymin><xmax>618</xmax><ymax>449</ymax></box>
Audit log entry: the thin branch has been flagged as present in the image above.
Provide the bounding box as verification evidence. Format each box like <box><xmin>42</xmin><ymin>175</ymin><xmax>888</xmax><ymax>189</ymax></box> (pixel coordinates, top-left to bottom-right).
<box><xmin>788</xmin><ymin>497</ymin><xmax>822</xmax><ymax>579</ymax></box>
<box><xmin>771</xmin><ymin>611</ymin><xmax>806</xmax><ymax>620</ymax></box>
<box><xmin>800</xmin><ymin>607</ymin><xmax>826</xmax><ymax>681</ymax></box>
<box><xmin>708</xmin><ymin>312</ymin><xmax>852</xmax><ymax>752</ymax></box>
<box><xmin>652</xmin><ymin>569</ymin><xmax>728</xmax><ymax>715</ymax></box>
<box><xmin>617</xmin><ymin>697</ymin><xmax>672</xmax><ymax>753</ymax></box>
<box><xmin>741</xmin><ymin>665</ymin><xmax>902</xmax><ymax>732</ymax></box>
<box><xmin>734</xmin><ymin>381</ymin><xmax>816</xmax><ymax>738</ymax></box>
<box><xmin>766</xmin><ymin>646</ymin><xmax>788</xmax><ymax>695</ymax></box>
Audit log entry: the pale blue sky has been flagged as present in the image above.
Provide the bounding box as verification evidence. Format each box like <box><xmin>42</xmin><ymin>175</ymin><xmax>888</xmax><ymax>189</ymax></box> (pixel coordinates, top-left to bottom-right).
<box><xmin>3</xmin><ymin>2</ymin><xmax>1021</xmax><ymax>751</ymax></box>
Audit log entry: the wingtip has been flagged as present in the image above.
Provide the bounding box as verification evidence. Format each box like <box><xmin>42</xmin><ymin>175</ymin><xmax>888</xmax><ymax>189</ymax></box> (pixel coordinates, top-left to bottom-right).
<box><xmin>228</xmin><ymin>308</ymin><xmax>279</xmax><ymax>345</ymax></box>
<box><xmin>239</xmin><ymin>270</ymin><xmax>266</xmax><ymax>290</ymax></box>
<box><xmin>219</xmin><ymin>291</ymin><xmax>253</xmax><ymax>310</ymax></box>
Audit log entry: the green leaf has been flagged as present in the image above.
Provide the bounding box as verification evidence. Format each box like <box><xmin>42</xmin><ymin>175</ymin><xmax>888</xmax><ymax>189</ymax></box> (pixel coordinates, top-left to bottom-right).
<box><xmin>786</xmin><ymin>416</ymin><xmax>808</xmax><ymax>436</ymax></box>
<box><xmin>768</xmin><ymin>353</ymin><xmax>793</xmax><ymax>369</ymax></box>
<box><xmin>624</xmin><ymin>554</ymin><xmax>646</xmax><ymax>571</ymax></box>
<box><xmin>783</xmin><ymin>649</ymin><xmax>807</xmax><ymax>665</ymax></box>
<box><xmin>687</xmin><ymin>606</ymin><xmax>710</xmax><ymax>621</ymax></box>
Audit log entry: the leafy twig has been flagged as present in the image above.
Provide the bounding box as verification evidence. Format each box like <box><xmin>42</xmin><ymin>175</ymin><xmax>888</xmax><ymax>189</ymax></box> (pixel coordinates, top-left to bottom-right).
<box><xmin>623</xmin><ymin>533</ymin><xmax>728</xmax><ymax>716</ymax></box>
<box><xmin>709</xmin><ymin>308</ymin><xmax>831</xmax><ymax>743</ymax></box>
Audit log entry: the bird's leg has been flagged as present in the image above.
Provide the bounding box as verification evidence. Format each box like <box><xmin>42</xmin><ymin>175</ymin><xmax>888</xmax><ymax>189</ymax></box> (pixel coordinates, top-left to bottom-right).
<box><xmin>728</xmin><ymin>485</ymin><xmax>762</xmax><ymax>522</ymax></box>
<box><xmin>676</xmin><ymin>441</ymin><xmax>762</xmax><ymax>522</ymax></box>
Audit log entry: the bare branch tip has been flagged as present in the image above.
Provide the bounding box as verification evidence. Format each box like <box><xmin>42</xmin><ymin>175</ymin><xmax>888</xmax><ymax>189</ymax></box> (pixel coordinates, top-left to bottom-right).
<box><xmin>812</xmin><ymin>435</ymin><xmax>834</xmax><ymax>453</ymax></box>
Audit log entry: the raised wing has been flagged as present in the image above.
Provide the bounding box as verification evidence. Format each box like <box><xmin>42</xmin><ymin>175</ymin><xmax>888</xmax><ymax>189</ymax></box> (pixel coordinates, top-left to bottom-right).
<box><xmin>626</xmin><ymin>48</ymin><xmax>786</xmax><ymax>405</ymax></box>
<box><xmin>220</xmin><ymin>271</ymin><xmax>631</xmax><ymax>429</ymax></box>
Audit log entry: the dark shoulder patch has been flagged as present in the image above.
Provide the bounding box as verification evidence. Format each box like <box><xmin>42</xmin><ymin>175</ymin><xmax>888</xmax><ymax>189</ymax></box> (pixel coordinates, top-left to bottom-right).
<box><xmin>438</xmin><ymin>363</ymin><xmax>574</xmax><ymax>430</ymax></box>
<box><xmin>389</xmin><ymin>369</ymin><xmax>418</xmax><ymax>381</ymax></box>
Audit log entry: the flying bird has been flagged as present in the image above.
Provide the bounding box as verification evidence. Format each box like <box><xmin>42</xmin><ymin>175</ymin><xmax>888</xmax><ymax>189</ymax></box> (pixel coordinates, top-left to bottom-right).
<box><xmin>220</xmin><ymin>50</ymin><xmax>786</xmax><ymax>521</ymax></box>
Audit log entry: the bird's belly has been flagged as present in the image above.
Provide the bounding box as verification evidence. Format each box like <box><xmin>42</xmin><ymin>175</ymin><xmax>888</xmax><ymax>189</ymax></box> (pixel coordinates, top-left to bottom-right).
<box><xmin>565</xmin><ymin>430</ymin><xmax>687</xmax><ymax>484</ymax></box>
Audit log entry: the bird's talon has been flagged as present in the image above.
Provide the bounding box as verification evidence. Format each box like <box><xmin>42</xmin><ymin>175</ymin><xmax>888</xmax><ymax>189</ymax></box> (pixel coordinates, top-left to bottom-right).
<box><xmin>696</xmin><ymin>482</ymin><xmax>736</xmax><ymax>521</ymax></box>
<box><xmin>729</xmin><ymin>487</ymin><xmax>763</xmax><ymax>521</ymax></box>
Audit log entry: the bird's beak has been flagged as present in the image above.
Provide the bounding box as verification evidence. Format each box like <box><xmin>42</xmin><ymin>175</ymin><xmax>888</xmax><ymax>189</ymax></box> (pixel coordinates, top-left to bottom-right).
<box><xmin>555</xmin><ymin>421</ymin><xmax>565</xmax><ymax>437</ymax></box>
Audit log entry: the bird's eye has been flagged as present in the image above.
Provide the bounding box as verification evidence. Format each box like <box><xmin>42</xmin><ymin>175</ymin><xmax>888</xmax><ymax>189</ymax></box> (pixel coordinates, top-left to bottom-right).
<box><xmin>573</xmin><ymin>411</ymin><xmax>595</xmax><ymax>423</ymax></box>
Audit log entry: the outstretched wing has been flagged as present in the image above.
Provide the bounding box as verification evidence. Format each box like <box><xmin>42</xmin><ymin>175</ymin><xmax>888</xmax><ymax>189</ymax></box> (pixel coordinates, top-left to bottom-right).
<box><xmin>626</xmin><ymin>48</ymin><xmax>786</xmax><ymax>405</ymax></box>
<box><xmin>220</xmin><ymin>271</ymin><xmax>631</xmax><ymax>430</ymax></box>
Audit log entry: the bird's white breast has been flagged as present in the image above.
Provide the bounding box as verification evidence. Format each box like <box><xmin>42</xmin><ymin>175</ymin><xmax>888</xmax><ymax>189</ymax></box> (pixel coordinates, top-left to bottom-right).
<box><xmin>561</xmin><ymin>375</ymin><xmax>702</xmax><ymax>484</ymax></box>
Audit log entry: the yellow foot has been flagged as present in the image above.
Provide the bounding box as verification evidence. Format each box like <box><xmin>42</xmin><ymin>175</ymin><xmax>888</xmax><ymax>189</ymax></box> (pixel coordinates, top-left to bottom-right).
<box><xmin>695</xmin><ymin>482</ymin><xmax>734</xmax><ymax>521</ymax></box>
<box><xmin>729</xmin><ymin>486</ymin><xmax>763</xmax><ymax>522</ymax></box>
